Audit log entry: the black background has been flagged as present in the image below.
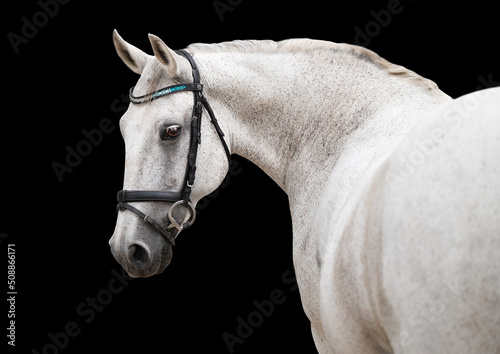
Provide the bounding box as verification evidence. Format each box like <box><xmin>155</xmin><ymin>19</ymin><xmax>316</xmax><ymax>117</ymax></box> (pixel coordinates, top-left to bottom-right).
<box><xmin>3</xmin><ymin>1</ymin><xmax>498</xmax><ymax>353</ymax></box>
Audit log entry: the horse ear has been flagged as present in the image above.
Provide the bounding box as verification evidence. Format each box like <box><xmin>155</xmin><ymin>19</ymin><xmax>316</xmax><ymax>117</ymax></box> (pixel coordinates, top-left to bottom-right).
<box><xmin>113</xmin><ymin>29</ymin><xmax>149</xmax><ymax>75</ymax></box>
<box><xmin>148</xmin><ymin>34</ymin><xmax>182</xmax><ymax>78</ymax></box>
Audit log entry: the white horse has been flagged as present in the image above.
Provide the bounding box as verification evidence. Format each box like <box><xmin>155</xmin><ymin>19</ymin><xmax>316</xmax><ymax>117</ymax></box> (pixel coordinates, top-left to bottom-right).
<box><xmin>109</xmin><ymin>30</ymin><xmax>500</xmax><ymax>353</ymax></box>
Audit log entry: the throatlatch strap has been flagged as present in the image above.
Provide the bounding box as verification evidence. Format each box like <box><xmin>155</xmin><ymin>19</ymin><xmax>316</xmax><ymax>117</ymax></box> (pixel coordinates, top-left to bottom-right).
<box><xmin>200</xmin><ymin>96</ymin><xmax>231</xmax><ymax>165</ymax></box>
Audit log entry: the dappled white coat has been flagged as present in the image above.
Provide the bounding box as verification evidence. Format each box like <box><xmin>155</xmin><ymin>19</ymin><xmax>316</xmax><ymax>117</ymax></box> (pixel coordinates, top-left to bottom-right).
<box><xmin>110</xmin><ymin>31</ymin><xmax>500</xmax><ymax>353</ymax></box>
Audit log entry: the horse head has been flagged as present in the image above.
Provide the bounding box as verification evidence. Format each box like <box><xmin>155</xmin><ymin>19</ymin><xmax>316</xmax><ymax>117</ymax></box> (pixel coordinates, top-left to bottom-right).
<box><xmin>109</xmin><ymin>31</ymin><xmax>231</xmax><ymax>277</ymax></box>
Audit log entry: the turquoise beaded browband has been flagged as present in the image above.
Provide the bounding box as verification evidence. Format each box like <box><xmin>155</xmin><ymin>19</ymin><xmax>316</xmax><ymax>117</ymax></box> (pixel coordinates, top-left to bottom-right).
<box><xmin>128</xmin><ymin>82</ymin><xmax>203</xmax><ymax>104</ymax></box>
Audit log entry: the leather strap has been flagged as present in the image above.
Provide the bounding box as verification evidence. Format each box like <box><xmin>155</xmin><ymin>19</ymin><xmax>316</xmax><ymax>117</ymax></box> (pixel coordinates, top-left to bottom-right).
<box><xmin>175</xmin><ymin>49</ymin><xmax>204</xmax><ymax>204</ymax></box>
<box><xmin>118</xmin><ymin>190</ymin><xmax>182</xmax><ymax>203</ymax></box>
<box><xmin>175</xmin><ymin>49</ymin><xmax>201</xmax><ymax>83</ymax></box>
<box><xmin>200</xmin><ymin>95</ymin><xmax>231</xmax><ymax>165</ymax></box>
<box><xmin>116</xmin><ymin>202</ymin><xmax>176</xmax><ymax>246</ymax></box>
<box><xmin>175</xmin><ymin>50</ymin><xmax>231</xmax><ymax>165</ymax></box>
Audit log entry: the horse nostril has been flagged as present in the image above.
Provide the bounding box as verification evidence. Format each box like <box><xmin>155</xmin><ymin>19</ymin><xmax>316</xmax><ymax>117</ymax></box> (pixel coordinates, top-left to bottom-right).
<box><xmin>127</xmin><ymin>243</ymin><xmax>151</xmax><ymax>271</ymax></box>
<box><xmin>132</xmin><ymin>245</ymin><xmax>144</xmax><ymax>260</ymax></box>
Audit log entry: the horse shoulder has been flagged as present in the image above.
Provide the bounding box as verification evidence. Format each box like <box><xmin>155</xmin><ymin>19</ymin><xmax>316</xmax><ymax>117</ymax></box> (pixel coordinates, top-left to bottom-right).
<box><xmin>314</xmin><ymin>158</ymin><xmax>395</xmax><ymax>352</ymax></box>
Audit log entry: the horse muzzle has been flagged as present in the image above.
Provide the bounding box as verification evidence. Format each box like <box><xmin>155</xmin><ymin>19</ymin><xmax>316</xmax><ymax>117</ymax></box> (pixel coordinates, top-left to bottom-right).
<box><xmin>109</xmin><ymin>223</ymin><xmax>175</xmax><ymax>278</ymax></box>
<box><xmin>110</xmin><ymin>192</ymin><xmax>195</xmax><ymax>277</ymax></box>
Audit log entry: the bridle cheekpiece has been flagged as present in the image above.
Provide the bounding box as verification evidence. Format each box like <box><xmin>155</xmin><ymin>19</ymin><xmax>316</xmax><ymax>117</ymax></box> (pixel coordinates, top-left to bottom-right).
<box><xmin>116</xmin><ymin>49</ymin><xmax>231</xmax><ymax>246</ymax></box>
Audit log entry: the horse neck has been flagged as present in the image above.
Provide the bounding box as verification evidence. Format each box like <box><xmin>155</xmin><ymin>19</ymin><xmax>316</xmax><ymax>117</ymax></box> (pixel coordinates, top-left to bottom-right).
<box><xmin>196</xmin><ymin>46</ymin><xmax>450</xmax><ymax>222</ymax></box>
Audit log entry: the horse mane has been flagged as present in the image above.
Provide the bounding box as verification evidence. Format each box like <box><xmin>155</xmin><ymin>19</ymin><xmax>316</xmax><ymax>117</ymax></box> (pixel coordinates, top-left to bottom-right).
<box><xmin>187</xmin><ymin>39</ymin><xmax>439</xmax><ymax>91</ymax></box>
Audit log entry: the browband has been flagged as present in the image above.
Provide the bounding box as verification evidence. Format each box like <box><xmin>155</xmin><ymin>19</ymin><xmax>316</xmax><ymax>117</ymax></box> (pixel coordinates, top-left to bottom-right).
<box><xmin>129</xmin><ymin>83</ymin><xmax>203</xmax><ymax>104</ymax></box>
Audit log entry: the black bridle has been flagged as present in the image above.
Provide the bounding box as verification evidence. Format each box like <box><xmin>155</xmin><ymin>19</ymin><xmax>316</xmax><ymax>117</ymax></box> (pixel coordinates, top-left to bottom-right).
<box><xmin>116</xmin><ymin>49</ymin><xmax>231</xmax><ymax>246</ymax></box>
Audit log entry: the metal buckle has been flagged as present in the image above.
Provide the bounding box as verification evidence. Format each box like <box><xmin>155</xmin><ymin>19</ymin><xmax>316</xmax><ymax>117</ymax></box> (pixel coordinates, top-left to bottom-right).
<box><xmin>167</xmin><ymin>201</ymin><xmax>196</xmax><ymax>232</ymax></box>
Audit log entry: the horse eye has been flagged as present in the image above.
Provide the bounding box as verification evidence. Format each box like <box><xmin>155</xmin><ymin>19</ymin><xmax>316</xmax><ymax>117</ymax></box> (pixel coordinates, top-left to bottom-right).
<box><xmin>162</xmin><ymin>125</ymin><xmax>182</xmax><ymax>140</ymax></box>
